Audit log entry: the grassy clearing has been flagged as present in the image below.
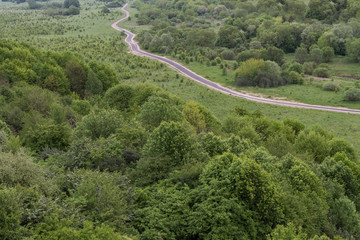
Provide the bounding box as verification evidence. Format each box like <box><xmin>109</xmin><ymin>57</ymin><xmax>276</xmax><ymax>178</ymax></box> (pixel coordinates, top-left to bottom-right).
<box><xmin>162</xmin><ymin>56</ymin><xmax>360</xmax><ymax>109</ymax></box>
<box><xmin>118</xmin><ymin>5</ymin><xmax>151</xmax><ymax>34</ymax></box>
<box><xmin>328</xmin><ymin>55</ymin><xmax>360</xmax><ymax>76</ymax></box>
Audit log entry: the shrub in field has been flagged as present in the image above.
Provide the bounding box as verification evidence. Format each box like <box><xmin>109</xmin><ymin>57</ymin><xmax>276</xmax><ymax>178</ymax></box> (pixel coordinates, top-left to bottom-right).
<box><xmin>344</xmin><ymin>88</ymin><xmax>360</xmax><ymax>101</ymax></box>
<box><xmin>313</xmin><ymin>67</ymin><xmax>329</xmax><ymax>77</ymax></box>
<box><xmin>322</xmin><ymin>82</ymin><xmax>340</xmax><ymax>91</ymax></box>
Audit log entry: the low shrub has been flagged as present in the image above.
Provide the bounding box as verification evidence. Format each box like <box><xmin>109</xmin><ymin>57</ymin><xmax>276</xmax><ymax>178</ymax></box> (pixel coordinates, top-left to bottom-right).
<box><xmin>322</xmin><ymin>82</ymin><xmax>340</xmax><ymax>92</ymax></box>
<box><xmin>344</xmin><ymin>88</ymin><xmax>360</xmax><ymax>101</ymax></box>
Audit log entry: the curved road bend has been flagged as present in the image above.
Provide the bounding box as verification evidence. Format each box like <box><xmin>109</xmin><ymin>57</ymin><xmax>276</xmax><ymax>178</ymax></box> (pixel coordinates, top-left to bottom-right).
<box><xmin>112</xmin><ymin>4</ymin><xmax>360</xmax><ymax>115</ymax></box>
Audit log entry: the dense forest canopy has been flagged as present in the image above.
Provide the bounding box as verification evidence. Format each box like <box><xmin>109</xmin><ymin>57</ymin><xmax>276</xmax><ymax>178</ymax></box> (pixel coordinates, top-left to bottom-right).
<box><xmin>1</xmin><ymin>0</ymin><xmax>360</xmax><ymax>238</ymax></box>
<box><xmin>0</xmin><ymin>39</ymin><xmax>360</xmax><ymax>239</ymax></box>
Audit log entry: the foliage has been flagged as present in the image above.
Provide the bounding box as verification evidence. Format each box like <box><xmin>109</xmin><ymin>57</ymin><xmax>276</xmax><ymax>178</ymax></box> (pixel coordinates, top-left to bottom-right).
<box><xmin>323</xmin><ymin>82</ymin><xmax>340</xmax><ymax>92</ymax></box>
<box><xmin>344</xmin><ymin>88</ymin><xmax>360</xmax><ymax>101</ymax></box>
<box><xmin>2</xmin><ymin>5</ymin><xmax>360</xmax><ymax>239</ymax></box>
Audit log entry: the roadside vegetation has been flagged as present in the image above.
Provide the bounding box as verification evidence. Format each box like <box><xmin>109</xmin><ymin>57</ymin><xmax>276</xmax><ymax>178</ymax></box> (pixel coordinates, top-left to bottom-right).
<box><xmin>1</xmin><ymin>0</ymin><xmax>360</xmax><ymax>239</ymax></box>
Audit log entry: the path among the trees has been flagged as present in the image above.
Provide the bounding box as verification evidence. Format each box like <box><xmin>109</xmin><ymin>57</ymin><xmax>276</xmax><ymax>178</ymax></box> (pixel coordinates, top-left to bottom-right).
<box><xmin>111</xmin><ymin>4</ymin><xmax>360</xmax><ymax>115</ymax></box>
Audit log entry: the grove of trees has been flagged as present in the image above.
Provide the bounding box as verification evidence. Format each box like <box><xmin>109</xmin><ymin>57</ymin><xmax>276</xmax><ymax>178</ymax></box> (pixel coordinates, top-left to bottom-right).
<box><xmin>0</xmin><ymin>40</ymin><xmax>360</xmax><ymax>239</ymax></box>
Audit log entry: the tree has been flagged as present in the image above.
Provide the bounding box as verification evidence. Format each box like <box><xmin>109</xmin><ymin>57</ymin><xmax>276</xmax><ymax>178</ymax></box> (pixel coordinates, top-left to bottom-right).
<box><xmin>295</xmin><ymin>47</ymin><xmax>308</xmax><ymax>64</ymax></box>
<box><xmin>85</xmin><ymin>70</ymin><xmax>103</xmax><ymax>96</ymax></box>
<box><xmin>72</xmin><ymin>109</ymin><xmax>124</xmax><ymax>140</ymax></box>
<box><xmin>235</xmin><ymin>58</ymin><xmax>267</xmax><ymax>86</ymax></box>
<box><xmin>138</xmin><ymin>96</ymin><xmax>183</xmax><ymax>129</ymax></box>
<box><xmin>142</xmin><ymin>121</ymin><xmax>194</xmax><ymax>164</ymax></box>
<box><xmin>66</xmin><ymin>169</ymin><xmax>133</xmax><ymax>229</ymax></box>
<box><xmin>182</xmin><ymin>101</ymin><xmax>206</xmax><ymax>133</ymax></box>
<box><xmin>103</xmin><ymin>84</ymin><xmax>135</xmax><ymax>111</ymax></box>
<box><xmin>22</xmin><ymin>122</ymin><xmax>71</xmax><ymax>152</ymax></box>
<box><xmin>64</xmin><ymin>60</ymin><xmax>87</xmax><ymax>97</ymax></box>
<box><xmin>309</xmin><ymin>47</ymin><xmax>323</xmax><ymax>64</ymax></box>
<box><xmin>216</xmin><ymin>25</ymin><xmax>246</xmax><ymax>48</ymax></box>
<box><xmin>322</xmin><ymin>47</ymin><xmax>334</xmax><ymax>62</ymax></box>
<box><xmin>89</xmin><ymin>62</ymin><xmax>118</xmax><ymax>92</ymax></box>
<box><xmin>63</xmin><ymin>0</ymin><xmax>79</xmax><ymax>8</ymax></box>
<box><xmin>63</xmin><ymin>5</ymin><xmax>80</xmax><ymax>16</ymax></box>
<box><xmin>306</xmin><ymin>0</ymin><xmax>336</xmax><ymax>21</ymax></box>
<box><xmin>27</xmin><ymin>0</ymin><xmax>41</xmax><ymax>9</ymax></box>
<box><xmin>346</xmin><ymin>38</ymin><xmax>360</xmax><ymax>62</ymax></box>
<box><xmin>186</xmin><ymin>29</ymin><xmax>216</xmax><ymax>48</ymax></box>
<box><xmin>0</xmin><ymin>188</ymin><xmax>29</xmax><ymax>240</ymax></box>
<box><xmin>329</xmin><ymin>197</ymin><xmax>360</xmax><ymax>236</ymax></box>
<box><xmin>294</xmin><ymin>130</ymin><xmax>331</xmax><ymax>162</ymax></box>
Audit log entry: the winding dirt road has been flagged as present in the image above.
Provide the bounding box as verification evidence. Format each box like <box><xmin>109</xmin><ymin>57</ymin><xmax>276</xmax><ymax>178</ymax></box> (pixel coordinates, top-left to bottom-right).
<box><xmin>112</xmin><ymin>4</ymin><xmax>360</xmax><ymax>115</ymax></box>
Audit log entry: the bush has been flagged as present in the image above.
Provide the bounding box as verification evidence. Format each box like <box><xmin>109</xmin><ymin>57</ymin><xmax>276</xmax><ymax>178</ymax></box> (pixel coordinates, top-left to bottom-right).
<box><xmin>289</xmin><ymin>71</ymin><xmax>304</xmax><ymax>85</ymax></box>
<box><xmin>322</xmin><ymin>46</ymin><xmax>334</xmax><ymax>62</ymax></box>
<box><xmin>236</xmin><ymin>50</ymin><xmax>257</xmax><ymax>62</ymax></box>
<box><xmin>235</xmin><ymin>58</ymin><xmax>266</xmax><ymax>86</ymax></box>
<box><xmin>221</xmin><ymin>49</ymin><xmax>235</xmax><ymax>60</ymax></box>
<box><xmin>344</xmin><ymin>88</ymin><xmax>360</xmax><ymax>101</ymax></box>
<box><xmin>303</xmin><ymin>62</ymin><xmax>316</xmax><ymax>75</ymax></box>
<box><xmin>63</xmin><ymin>6</ymin><xmax>80</xmax><ymax>15</ymax></box>
<box><xmin>235</xmin><ymin>59</ymin><xmax>286</xmax><ymax>87</ymax></box>
<box><xmin>322</xmin><ymin>82</ymin><xmax>340</xmax><ymax>92</ymax></box>
<box><xmin>288</xmin><ymin>62</ymin><xmax>304</xmax><ymax>74</ymax></box>
<box><xmin>313</xmin><ymin>67</ymin><xmax>329</xmax><ymax>78</ymax></box>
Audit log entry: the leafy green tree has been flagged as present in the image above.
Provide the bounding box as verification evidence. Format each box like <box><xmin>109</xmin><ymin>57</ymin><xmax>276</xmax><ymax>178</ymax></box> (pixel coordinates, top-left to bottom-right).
<box><xmin>68</xmin><ymin>135</ymin><xmax>124</xmax><ymax>170</ymax></box>
<box><xmin>322</xmin><ymin>47</ymin><xmax>335</xmax><ymax>62</ymax></box>
<box><xmin>216</xmin><ymin>25</ymin><xmax>246</xmax><ymax>48</ymax></box>
<box><xmin>199</xmin><ymin>132</ymin><xmax>227</xmax><ymax>157</ymax></box>
<box><xmin>103</xmin><ymin>84</ymin><xmax>135</xmax><ymax>111</ymax></box>
<box><xmin>329</xmin><ymin>197</ymin><xmax>360</xmax><ymax>236</ymax></box>
<box><xmin>235</xmin><ymin>58</ymin><xmax>267</xmax><ymax>86</ymax></box>
<box><xmin>89</xmin><ymin>62</ymin><xmax>118</xmax><ymax>92</ymax></box>
<box><xmin>0</xmin><ymin>119</ymin><xmax>11</xmax><ymax>136</ymax></box>
<box><xmin>0</xmin><ymin>188</ymin><xmax>29</xmax><ymax>240</ymax></box>
<box><xmin>63</xmin><ymin>0</ymin><xmax>79</xmax><ymax>8</ymax></box>
<box><xmin>142</xmin><ymin>121</ymin><xmax>194</xmax><ymax>164</ymax></box>
<box><xmin>346</xmin><ymin>38</ymin><xmax>360</xmax><ymax>62</ymax></box>
<box><xmin>65</xmin><ymin>60</ymin><xmax>87</xmax><ymax>97</ymax></box>
<box><xmin>295</xmin><ymin>47</ymin><xmax>308</xmax><ymax>64</ymax></box>
<box><xmin>182</xmin><ymin>101</ymin><xmax>206</xmax><ymax>133</ymax></box>
<box><xmin>268</xmin><ymin>223</ymin><xmax>307</xmax><ymax>240</ymax></box>
<box><xmin>138</xmin><ymin>96</ymin><xmax>183</xmax><ymax>129</ymax></box>
<box><xmin>0</xmin><ymin>152</ymin><xmax>57</xmax><ymax>194</ymax></box>
<box><xmin>223</xmin><ymin>114</ymin><xmax>261</xmax><ymax>143</ymax></box>
<box><xmin>85</xmin><ymin>70</ymin><xmax>103</xmax><ymax>96</ymax></box>
<box><xmin>72</xmin><ymin>109</ymin><xmax>123</xmax><ymax>140</ymax></box>
<box><xmin>310</xmin><ymin>47</ymin><xmax>323</xmax><ymax>64</ymax></box>
<box><xmin>306</xmin><ymin>0</ymin><xmax>336</xmax><ymax>21</ymax></box>
<box><xmin>65</xmin><ymin>170</ymin><xmax>133</xmax><ymax>230</ymax></box>
<box><xmin>278</xmin><ymin>155</ymin><xmax>329</xmax><ymax>236</ymax></box>
<box><xmin>329</xmin><ymin>137</ymin><xmax>356</xmax><ymax>161</ymax></box>
<box><xmin>294</xmin><ymin>130</ymin><xmax>331</xmax><ymax>162</ymax></box>
<box><xmin>35</xmin><ymin>218</ymin><xmax>126</xmax><ymax>240</ymax></box>
<box><xmin>27</xmin><ymin>0</ymin><xmax>42</xmax><ymax>9</ymax></box>
<box><xmin>186</xmin><ymin>29</ymin><xmax>216</xmax><ymax>48</ymax></box>
<box><xmin>22</xmin><ymin>122</ymin><xmax>71</xmax><ymax>152</ymax></box>
<box><xmin>200</xmin><ymin>153</ymin><xmax>284</xmax><ymax>237</ymax></box>
<box><xmin>71</xmin><ymin>99</ymin><xmax>91</xmax><ymax>116</ymax></box>
<box><xmin>131</xmin><ymin>154</ymin><xmax>175</xmax><ymax>186</ymax></box>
